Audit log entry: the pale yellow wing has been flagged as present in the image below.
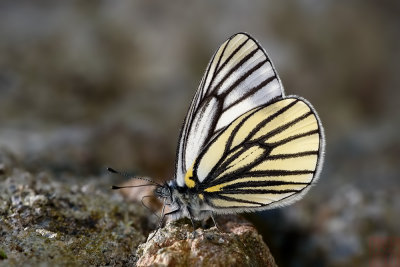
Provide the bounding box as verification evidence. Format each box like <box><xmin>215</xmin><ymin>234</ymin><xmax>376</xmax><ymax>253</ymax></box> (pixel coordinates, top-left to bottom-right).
<box><xmin>184</xmin><ymin>97</ymin><xmax>324</xmax><ymax>212</ymax></box>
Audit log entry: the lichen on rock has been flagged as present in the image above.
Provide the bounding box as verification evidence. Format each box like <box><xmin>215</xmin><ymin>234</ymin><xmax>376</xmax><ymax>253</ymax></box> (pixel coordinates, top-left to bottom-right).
<box><xmin>0</xmin><ymin>149</ymin><xmax>276</xmax><ymax>266</ymax></box>
<box><xmin>0</xmin><ymin>150</ymin><xmax>152</xmax><ymax>266</ymax></box>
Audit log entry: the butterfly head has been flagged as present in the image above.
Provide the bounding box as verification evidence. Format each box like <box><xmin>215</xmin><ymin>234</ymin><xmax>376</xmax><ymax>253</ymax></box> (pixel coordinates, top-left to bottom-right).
<box><xmin>153</xmin><ymin>183</ymin><xmax>172</xmax><ymax>201</ymax></box>
<box><xmin>154</xmin><ymin>180</ymin><xmax>185</xmax><ymax>207</ymax></box>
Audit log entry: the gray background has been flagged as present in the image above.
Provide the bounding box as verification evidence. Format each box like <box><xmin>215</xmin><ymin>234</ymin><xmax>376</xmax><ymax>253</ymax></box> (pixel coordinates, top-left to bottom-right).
<box><xmin>1</xmin><ymin>1</ymin><xmax>399</xmax><ymax>266</ymax></box>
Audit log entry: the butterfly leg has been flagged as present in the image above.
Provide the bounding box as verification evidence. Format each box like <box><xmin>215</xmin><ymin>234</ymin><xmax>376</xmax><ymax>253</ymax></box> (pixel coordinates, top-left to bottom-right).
<box><xmin>210</xmin><ymin>212</ymin><xmax>223</xmax><ymax>232</ymax></box>
<box><xmin>148</xmin><ymin>208</ymin><xmax>181</xmax><ymax>240</ymax></box>
<box><xmin>186</xmin><ymin>208</ymin><xmax>198</xmax><ymax>238</ymax></box>
<box><xmin>164</xmin><ymin>208</ymin><xmax>182</xmax><ymax>218</ymax></box>
<box><xmin>148</xmin><ymin>197</ymin><xmax>182</xmax><ymax>240</ymax></box>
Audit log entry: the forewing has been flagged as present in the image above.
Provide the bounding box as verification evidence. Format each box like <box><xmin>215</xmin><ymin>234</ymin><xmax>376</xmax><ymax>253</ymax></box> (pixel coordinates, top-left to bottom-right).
<box><xmin>176</xmin><ymin>33</ymin><xmax>284</xmax><ymax>186</ymax></box>
<box><xmin>193</xmin><ymin>97</ymin><xmax>325</xmax><ymax>212</ymax></box>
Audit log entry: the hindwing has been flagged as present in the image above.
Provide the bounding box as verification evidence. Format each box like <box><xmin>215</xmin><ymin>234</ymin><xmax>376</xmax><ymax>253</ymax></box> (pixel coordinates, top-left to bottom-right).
<box><xmin>187</xmin><ymin>97</ymin><xmax>324</xmax><ymax>211</ymax></box>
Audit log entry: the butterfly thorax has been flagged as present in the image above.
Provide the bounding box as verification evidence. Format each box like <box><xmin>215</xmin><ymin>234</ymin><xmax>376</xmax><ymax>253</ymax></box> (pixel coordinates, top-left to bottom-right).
<box><xmin>157</xmin><ymin>180</ymin><xmax>212</xmax><ymax>221</ymax></box>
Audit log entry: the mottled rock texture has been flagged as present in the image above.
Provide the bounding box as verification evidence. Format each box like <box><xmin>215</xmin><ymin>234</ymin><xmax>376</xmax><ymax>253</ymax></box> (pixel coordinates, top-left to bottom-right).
<box><xmin>0</xmin><ymin>150</ymin><xmax>276</xmax><ymax>266</ymax></box>
<box><xmin>0</xmin><ymin>151</ymin><xmax>150</xmax><ymax>266</ymax></box>
<box><xmin>137</xmin><ymin>217</ymin><xmax>277</xmax><ymax>267</ymax></box>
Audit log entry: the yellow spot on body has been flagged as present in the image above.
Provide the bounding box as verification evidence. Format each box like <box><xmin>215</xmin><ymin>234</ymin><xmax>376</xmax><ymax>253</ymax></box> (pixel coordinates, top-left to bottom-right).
<box><xmin>198</xmin><ymin>194</ymin><xmax>204</xmax><ymax>200</ymax></box>
<box><xmin>184</xmin><ymin>167</ymin><xmax>196</xmax><ymax>188</ymax></box>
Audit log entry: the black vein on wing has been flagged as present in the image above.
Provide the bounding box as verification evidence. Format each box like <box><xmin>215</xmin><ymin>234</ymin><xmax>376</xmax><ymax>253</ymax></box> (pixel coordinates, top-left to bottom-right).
<box><xmin>267</xmin><ymin>150</ymin><xmax>318</xmax><ymax>160</ymax></box>
<box><xmin>222</xmin><ymin>74</ymin><xmax>275</xmax><ymax>113</ymax></box>
<box><xmin>196</xmin><ymin>105</ymin><xmax>266</xmax><ymax>185</ymax></box>
<box><xmin>215</xmin><ymin>188</ymin><xmax>300</xmax><ymax>194</ymax></box>
<box><xmin>244</xmin><ymin>99</ymin><xmax>299</xmax><ymax>143</ymax></box>
<box><xmin>269</xmin><ymin>129</ymin><xmax>319</xmax><ymax>148</ymax></box>
<box><xmin>213</xmin><ymin>36</ymin><xmax>250</xmax><ymax>79</ymax></box>
<box><xmin>222</xmin><ymin>180</ymin><xmax>309</xmax><ymax>190</ymax></box>
<box><xmin>207</xmin><ymin>193</ymin><xmax>262</xmax><ymax>207</ymax></box>
<box><xmin>201</xmin><ymin>99</ymin><xmax>299</xmax><ymax>182</ymax></box>
<box><xmin>176</xmin><ymin>33</ymin><xmax>286</xmax><ymax>185</ymax></box>
<box><xmin>213</xmin><ymin>46</ymin><xmax>259</xmax><ymax>95</ymax></box>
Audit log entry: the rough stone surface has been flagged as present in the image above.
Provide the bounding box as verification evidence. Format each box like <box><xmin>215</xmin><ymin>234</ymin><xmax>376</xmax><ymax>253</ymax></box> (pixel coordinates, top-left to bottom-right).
<box><xmin>137</xmin><ymin>217</ymin><xmax>277</xmax><ymax>267</ymax></box>
<box><xmin>0</xmin><ymin>151</ymin><xmax>152</xmax><ymax>266</ymax></box>
<box><xmin>0</xmin><ymin>150</ymin><xmax>276</xmax><ymax>266</ymax></box>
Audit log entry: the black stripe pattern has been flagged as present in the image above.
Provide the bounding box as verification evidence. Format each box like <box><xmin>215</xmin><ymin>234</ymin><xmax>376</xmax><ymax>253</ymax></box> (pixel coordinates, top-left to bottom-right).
<box><xmin>192</xmin><ymin>97</ymin><xmax>323</xmax><ymax>209</ymax></box>
<box><xmin>175</xmin><ymin>33</ymin><xmax>284</xmax><ymax>187</ymax></box>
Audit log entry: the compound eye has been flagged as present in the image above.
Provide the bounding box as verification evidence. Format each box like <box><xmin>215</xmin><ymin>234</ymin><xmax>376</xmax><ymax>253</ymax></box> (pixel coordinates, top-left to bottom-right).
<box><xmin>154</xmin><ymin>187</ymin><xmax>163</xmax><ymax>197</ymax></box>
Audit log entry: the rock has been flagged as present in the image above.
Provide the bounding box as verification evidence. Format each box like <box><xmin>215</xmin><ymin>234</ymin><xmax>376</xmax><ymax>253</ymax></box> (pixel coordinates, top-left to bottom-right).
<box><xmin>0</xmin><ymin>160</ymin><xmax>152</xmax><ymax>266</ymax></box>
<box><xmin>0</xmin><ymin>150</ymin><xmax>276</xmax><ymax>266</ymax></box>
<box><xmin>115</xmin><ymin>177</ymin><xmax>278</xmax><ymax>266</ymax></box>
<box><xmin>136</xmin><ymin>217</ymin><xmax>277</xmax><ymax>267</ymax></box>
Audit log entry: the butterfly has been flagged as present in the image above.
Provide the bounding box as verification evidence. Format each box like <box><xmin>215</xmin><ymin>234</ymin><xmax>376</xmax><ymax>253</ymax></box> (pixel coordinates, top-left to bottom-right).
<box><xmin>110</xmin><ymin>32</ymin><xmax>325</xmax><ymax>231</ymax></box>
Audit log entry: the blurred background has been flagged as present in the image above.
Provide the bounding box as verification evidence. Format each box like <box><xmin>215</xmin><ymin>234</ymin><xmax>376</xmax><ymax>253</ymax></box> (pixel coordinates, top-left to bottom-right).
<box><xmin>0</xmin><ymin>1</ymin><xmax>399</xmax><ymax>266</ymax></box>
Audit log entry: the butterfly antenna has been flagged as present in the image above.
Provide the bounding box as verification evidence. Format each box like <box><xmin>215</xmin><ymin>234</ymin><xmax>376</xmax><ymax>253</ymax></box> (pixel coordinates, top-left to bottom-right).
<box><xmin>111</xmin><ymin>184</ymin><xmax>156</xmax><ymax>190</ymax></box>
<box><xmin>107</xmin><ymin>167</ymin><xmax>162</xmax><ymax>187</ymax></box>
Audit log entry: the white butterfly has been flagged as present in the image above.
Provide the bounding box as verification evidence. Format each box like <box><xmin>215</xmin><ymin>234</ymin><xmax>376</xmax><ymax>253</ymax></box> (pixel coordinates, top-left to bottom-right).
<box><xmin>111</xmin><ymin>32</ymin><xmax>325</xmax><ymax>230</ymax></box>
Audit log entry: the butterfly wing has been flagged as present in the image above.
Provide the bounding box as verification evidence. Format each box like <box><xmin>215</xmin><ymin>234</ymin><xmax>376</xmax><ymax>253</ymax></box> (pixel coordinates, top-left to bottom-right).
<box><xmin>176</xmin><ymin>33</ymin><xmax>284</xmax><ymax>186</ymax></box>
<box><xmin>191</xmin><ymin>97</ymin><xmax>325</xmax><ymax>212</ymax></box>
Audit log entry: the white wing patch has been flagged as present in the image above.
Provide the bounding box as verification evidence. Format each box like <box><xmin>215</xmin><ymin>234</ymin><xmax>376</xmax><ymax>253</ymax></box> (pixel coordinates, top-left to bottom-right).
<box><xmin>175</xmin><ymin>33</ymin><xmax>284</xmax><ymax>186</ymax></box>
